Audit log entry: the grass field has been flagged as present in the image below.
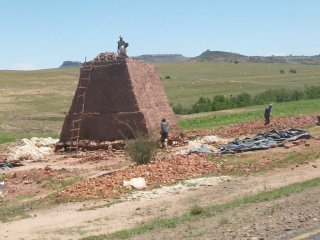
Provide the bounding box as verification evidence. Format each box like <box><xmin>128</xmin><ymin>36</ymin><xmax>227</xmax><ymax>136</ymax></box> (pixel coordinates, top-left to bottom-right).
<box><xmin>158</xmin><ymin>61</ymin><xmax>320</xmax><ymax>106</ymax></box>
<box><xmin>0</xmin><ymin>62</ymin><xmax>320</xmax><ymax>143</ymax></box>
<box><xmin>179</xmin><ymin>99</ymin><xmax>320</xmax><ymax>130</ymax></box>
<box><xmin>0</xmin><ymin>68</ymin><xmax>78</xmax><ymax>141</ymax></box>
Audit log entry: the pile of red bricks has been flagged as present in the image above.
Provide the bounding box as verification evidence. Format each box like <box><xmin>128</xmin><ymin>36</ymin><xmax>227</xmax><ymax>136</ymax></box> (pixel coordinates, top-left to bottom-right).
<box><xmin>186</xmin><ymin>116</ymin><xmax>316</xmax><ymax>138</ymax></box>
<box><xmin>61</xmin><ymin>154</ymin><xmax>217</xmax><ymax>199</ymax></box>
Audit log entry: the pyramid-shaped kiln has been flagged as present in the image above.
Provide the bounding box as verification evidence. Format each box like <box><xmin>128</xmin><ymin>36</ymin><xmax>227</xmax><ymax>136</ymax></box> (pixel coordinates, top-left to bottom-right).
<box><xmin>59</xmin><ymin>55</ymin><xmax>180</xmax><ymax>143</ymax></box>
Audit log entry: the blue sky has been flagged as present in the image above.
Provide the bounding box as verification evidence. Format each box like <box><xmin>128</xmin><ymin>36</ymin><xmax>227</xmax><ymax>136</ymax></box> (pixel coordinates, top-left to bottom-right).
<box><xmin>0</xmin><ymin>0</ymin><xmax>319</xmax><ymax>70</ymax></box>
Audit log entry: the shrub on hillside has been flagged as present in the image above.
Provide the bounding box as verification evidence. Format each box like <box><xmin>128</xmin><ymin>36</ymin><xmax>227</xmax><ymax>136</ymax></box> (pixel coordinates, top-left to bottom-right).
<box><xmin>253</xmin><ymin>88</ymin><xmax>305</xmax><ymax>104</ymax></box>
<box><xmin>190</xmin><ymin>205</ymin><xmax>204</xmax><ymax>215</ymax></box>
<box><xmin>212</xmin><ymin>95</ymin><xmax>230</xmax><ymax>111</ymax></box>
<box><xmin>172</xmin><ymin>103</ymin><xmax>191</xmax><ymax>115</ymax></box>
<box><xmin>231</xmin><ymin>92</ymin><xmax>253</xmax><ymax>107</ymax></box>
<box><xmin>125</xmin><ymin>133</ymin><xmax>158</xmax><ymax>165</ymax></box>
<box><xmin>292</xmin><ymin>90</ymin><xmax>305</xmax><ymax>100</ymax></box>
<box><xmin>191</xmin><ymin>96</ymin><xmax>213</xmax><ymax>113</ymax></box>
<box><xmin>305</xmin><ymin>85</ymin><xmax>320</xmax><ymax>99</ymax></box>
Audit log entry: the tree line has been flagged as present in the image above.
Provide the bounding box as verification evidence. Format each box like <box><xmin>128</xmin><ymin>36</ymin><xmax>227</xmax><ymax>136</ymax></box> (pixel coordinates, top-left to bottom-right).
<box><xmin>172</xmin><ymin>85</ymin><xmax>320</xmax><ymax>114</ymax></box>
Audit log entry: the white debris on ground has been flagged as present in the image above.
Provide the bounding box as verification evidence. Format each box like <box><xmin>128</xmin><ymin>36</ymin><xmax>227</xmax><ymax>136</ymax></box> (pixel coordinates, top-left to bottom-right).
<box><xmin>125</xmin><ymin>176</ymin><xmax>232</xmax><ymax>201</ymax></box>
<box><xmin>6</xmin><ymin>137</ymin><xmax>59</xmax><ymax>162</ymax></box>
<box><xmin>174</xmin><ymin>135</ymin><xmax>227</xmax><ymax>155</ymax></box>
<box><xmin>123</xmin><ymin>177</ymin><xmax>147</xmax><ymax>189</ymax></box>
<box><xmin>0</xmin><ymin>181</ymin><xmax>5</xmax><ymax>198</ymax></box>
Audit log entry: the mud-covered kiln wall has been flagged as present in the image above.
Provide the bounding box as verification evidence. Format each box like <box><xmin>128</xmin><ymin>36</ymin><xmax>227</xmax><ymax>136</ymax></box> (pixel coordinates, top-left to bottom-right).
<box><xmin>60</xmin><ymin>61</ymin><xmax>147</xmax><ymax>142</ymax></box>
<box><xmin>69</xmin><ymin>62</ymin><xmax>138</xmax><ymax>114</ymax></box>
<box><xmin>59</xmin><ymin>59</ymin><xmax>180</xmax><ymax>142</ymax></box>
<box><xmin>127</xmin><ymin>61</ymin><xmax>180</xmax><ymax>136</ymax></box>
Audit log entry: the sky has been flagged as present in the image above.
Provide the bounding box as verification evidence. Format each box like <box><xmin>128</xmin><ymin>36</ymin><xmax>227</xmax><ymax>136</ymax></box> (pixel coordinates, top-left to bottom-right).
<box><xmin>0</xmin><ymin>0</ymin><xmax>319</xmax><ymax>70</ymax></box>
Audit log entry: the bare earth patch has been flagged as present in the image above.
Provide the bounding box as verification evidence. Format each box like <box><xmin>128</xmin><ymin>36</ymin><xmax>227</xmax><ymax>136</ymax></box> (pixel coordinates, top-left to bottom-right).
<box><xmin>1</xmin><ymin>159</ymin><xmax>320</xmax><ymax>240</ymax></box>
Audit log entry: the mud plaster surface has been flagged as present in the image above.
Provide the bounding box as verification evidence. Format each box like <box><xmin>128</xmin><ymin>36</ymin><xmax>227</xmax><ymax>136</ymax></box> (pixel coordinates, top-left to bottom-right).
<box><xmin>60</xmin><ymin>59</ymin><xmax>179</xmax><ymax>142</ymax></box>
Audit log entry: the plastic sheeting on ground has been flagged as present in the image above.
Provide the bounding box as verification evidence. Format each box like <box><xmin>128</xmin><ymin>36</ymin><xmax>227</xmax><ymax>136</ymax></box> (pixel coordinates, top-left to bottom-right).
<box><xmin>218</xmin><ymin>128</ymin><xmax>311</xmax><ymax>154</ymax></box>
<box><xmin>173</xmin><ymin>135</ymin><xmax>222</xmax><ymax>155</ymax></box>
<box><xmin>0</xmin><ymin>161</ymin><xmax>25</xmax><ymax>170</ymax></box>
<box><xmin>188</xmin><ymin>144</ymin><xmax>213</xmax><ymax>154</ymax></box>
<box><xmin>0</xmin><ymin>162</ymin><xmax>12</xmax><ymax>170</ymax></box>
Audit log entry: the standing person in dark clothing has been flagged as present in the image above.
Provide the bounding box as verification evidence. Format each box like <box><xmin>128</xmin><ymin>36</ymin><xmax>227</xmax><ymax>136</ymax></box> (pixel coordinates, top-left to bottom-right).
<box><xmin>117</xmin><ymin>36</ymin><xmax>125</xmax><ymax>54</ymax></box>
<box><xmin>117</xmin><ymin>36</ymin><xmax>129</xmax><ymax>58</ymax></box>
<box><xmin>264</xmin><ymin>104</ymin><xmax>272</xmax><ymax>125</ymax></box>
<box><xmin>160</xmin><ymin>118</ymin><xmax>169</xmax><ymax>148</ymax></box>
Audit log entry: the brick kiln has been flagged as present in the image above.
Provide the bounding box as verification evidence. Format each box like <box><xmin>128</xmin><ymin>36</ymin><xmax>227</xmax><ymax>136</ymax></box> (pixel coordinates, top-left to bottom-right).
<box><xmin>59</xmin><ymin>53</ymin><xmax>180</xmax><ymax>148</ymax></box>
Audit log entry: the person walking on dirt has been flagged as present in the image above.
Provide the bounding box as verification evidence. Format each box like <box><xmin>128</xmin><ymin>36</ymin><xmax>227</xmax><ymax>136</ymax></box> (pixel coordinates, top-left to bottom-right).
<box><xmin>160</xmin><ymin>118</ymin><xmax>169</xmax><ymax>148</ymax></box>
<box><xmin>264</xmin><ymin>104</ymin><xmax>272</xmax><ymax>125</ymax></box>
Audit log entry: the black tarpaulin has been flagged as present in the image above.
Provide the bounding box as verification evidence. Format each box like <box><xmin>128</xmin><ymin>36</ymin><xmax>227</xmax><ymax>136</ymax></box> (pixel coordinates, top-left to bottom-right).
<box><xmin>218</xmin><ymin>128</ymin><xmax>311</xmax><ymax>154</ymax></box>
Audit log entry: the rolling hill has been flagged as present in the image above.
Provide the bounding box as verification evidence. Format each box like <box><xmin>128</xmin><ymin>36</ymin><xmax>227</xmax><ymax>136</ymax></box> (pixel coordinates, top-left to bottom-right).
<box><xmin>59</xmin><ymin>52</ymin><xmax>320</xmax><ymax>67</ymax></box>
<box><xmin>133</xmin><ymin>54</ymin><xmax>189</xmax><ymax>63</ymax></box>
<box><xmin>192</xmin><ymin>50</ymin><xmax>248</xmax><ymax>62</ymax></box>
<box><xmin>193</xmin><ymin>50</ymin><xmax>320</xmax><ymax>64</ymax></box>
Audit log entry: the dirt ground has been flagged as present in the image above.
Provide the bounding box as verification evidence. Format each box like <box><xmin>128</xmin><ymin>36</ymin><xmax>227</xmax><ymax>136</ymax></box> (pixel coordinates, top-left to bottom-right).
<box><xmin>0</xmin><ymin>119</ymin><xmax>320</xmax><ymax>240</ymax></box>
<box><xmin>0</xmin><ymin>158</ymin><xmax>319</xmax><ymax>240</ymax></box>
<box><xmin>129</xmin><ymin>180</ymin><xmax>320</xmax><ymax>240</ymax></box>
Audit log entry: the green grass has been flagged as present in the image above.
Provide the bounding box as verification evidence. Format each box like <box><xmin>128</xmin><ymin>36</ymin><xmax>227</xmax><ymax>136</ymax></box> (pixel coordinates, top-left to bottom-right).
<box><xmin>0</xmin><ymin>193</ymin><xmax>44</xmax><ymax>222</ymax></box>
<box><xmin>77</xmin><ymin>199</ymin><xmax>122</xmax><ymax>211</ymax></box>
<box><xmin>82</xmin><ymin>177</ymin><xmax>320</xmax><ymax>240</ymax></box>
<box><xmin>209</xmin><ymin>146</ymin><xmax>320</xmax><ymax>175</ymax></box>
<box><xmin>0</xmin><ymin>173</ymin><xmax>5</xmax><ymax>182</ymax></box>
<box><xmin>277</xmin><ymin>149</ymin><xmax>320</xmax><ymax>166</ymax></box>
<box><xmin>0</xmin><ymin>173</ymin><xmax>84</xmax><ymax>223</ymax></box>
<box><xmin>179</xmin><ymin>99</ymin><xmax>320</xmax><ymax>130</ymax></box>
<box><xmin>158</xmin><ymin>61</ymin><xmax>320</xmax><ymax>106</ymax></box>
<box><xmin>0</xmin><ymin>192</ymin><xmax>85</xmax><ymax>223</ymax></box>
<box><xmin>0</xmin><ymin>132</ymin><xmax>59</xmax><ymax>144</ymax></box>
<box><xmin>41</xmin><ymin>176</ymin><xmax>84</xmax><ymax>190</ymax></box>
<box><xmin>189</xmin><ymin>205</ymin><xmax>204</xmax><ymax>215</ymax></box>
<box><xmin>0</xmin><ymin>68</ymin><xmax>78</xmax><ymax>143</ymax></box>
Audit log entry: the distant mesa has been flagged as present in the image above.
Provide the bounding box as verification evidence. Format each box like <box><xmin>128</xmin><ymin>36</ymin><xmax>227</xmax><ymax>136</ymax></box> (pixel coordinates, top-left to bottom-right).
<box><xmin>193</xmin><ymin>50</ymin><xmax>248</xmax><ymax>62</ymax></box>
<box><xmin>60</xmin><ymin>61</ymin><xmax>82</xmax><ymax>68</ymax></box>
<box><xmin>133</xmin><ymin>54</ymin><xmax>189</xmax><ymax>63</ymax></box>
<box><xmin>59</xmin><ymin>51</ymin><xmax>320</xmax><ymax>68</ymax></box>
<box><xmin>193</xmin><ymin>50</ymin><xmax>320</xmax><ymax>64</ymax></box>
